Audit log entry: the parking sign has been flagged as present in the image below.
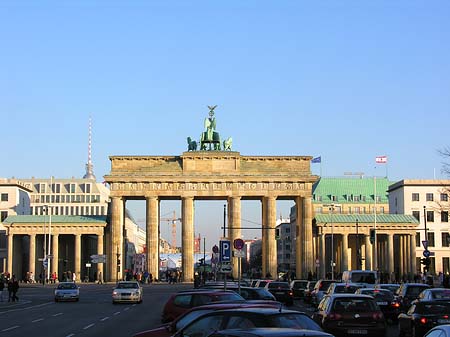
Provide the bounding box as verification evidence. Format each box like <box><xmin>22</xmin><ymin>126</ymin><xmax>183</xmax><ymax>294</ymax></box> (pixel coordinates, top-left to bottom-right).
<box><xmin>219</xmin><ymin>240</ymin><xmax>231</xmax><ymax>263</ymax></box>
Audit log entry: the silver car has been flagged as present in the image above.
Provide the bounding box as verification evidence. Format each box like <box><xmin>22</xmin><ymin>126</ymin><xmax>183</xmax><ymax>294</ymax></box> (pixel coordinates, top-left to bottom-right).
<box><xmin>112</xmin><ymin>281</ymin><xmax>143</xmax><ymax>304</ymax></box>
<box><xmin>54</xmin><ymin>282</ymin><xmax>79</xmax><ymax>302</ymax></box>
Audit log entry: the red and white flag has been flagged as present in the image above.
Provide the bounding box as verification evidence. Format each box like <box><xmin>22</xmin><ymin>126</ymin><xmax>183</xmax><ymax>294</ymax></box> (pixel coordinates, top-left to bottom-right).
<box><xmin>375</xmin><ymin>156</ymin><xmax>387</xmax><ymax>164</ymax></box>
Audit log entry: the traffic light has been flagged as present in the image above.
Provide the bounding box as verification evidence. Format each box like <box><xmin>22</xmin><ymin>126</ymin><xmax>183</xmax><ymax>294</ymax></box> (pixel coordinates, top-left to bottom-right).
<box><xmin>117</xmin><ymin>258</ymin><xmax>121</xmax><ymax>266</ymax></box>
<box><xmin>421</xmin><ymin>257</ymin><xmax>431</xmax><ymax>271</ymax></box>
<box><xmin>369</xmin><ymin>229</ymin><xmax>376</xmax><ymax>244</ymax></box>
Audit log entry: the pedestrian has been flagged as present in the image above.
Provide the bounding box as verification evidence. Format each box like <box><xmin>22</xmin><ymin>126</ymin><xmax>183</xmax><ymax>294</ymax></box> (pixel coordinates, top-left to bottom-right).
<box><xmin>8</xmin><ymin>275</ymin><xmax>19</xmax><ymax>302</ymax></box>
<box><xmin>98</xmin><ymin>271</ymin><xmax>103</xmax><ymax>284</ymax></box>
<box><xmin>72</xmin><ymin>272</ymin><xmax>76</xmax><ymax>282</ymax></box>
<box><xmin>0</xmin><ymin>276</ymin><xmax>4</xmax><ymax>302</ymax></box>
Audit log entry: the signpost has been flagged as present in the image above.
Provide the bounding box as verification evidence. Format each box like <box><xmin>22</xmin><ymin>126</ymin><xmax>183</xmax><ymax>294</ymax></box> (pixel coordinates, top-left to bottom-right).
<box><xmin>219</xmin><ymin>240</ymin><xmax>232</xmax><ymax>291</ymax></box>
<box><xmin>90</xmin><ymin>254</ymin><xmax>107</xmax><ymax>264</ymax></box>
<box><xmin>233</xmin><ymin>238</ymin><xmax>245</xmax><ymax>295</ymax></box>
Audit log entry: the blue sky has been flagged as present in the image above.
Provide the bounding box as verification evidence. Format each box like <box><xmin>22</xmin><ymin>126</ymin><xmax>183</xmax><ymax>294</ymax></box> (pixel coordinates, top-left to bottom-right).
<box><xmin>1</xmin><ymin>1</ymin><xmax>449</xmax><ymax>249</ymax></box>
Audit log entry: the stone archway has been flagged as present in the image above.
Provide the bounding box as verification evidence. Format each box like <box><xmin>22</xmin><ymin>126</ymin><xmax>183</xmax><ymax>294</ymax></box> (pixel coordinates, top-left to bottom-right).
<box><xmin>104</xmin><ymin>151</ymin><xmax>318</xmax><ymax>282</ymax></box>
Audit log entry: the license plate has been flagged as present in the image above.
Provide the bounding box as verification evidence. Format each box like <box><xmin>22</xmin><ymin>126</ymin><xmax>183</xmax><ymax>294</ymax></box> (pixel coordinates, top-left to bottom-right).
<box><xmin>438</xmin><ymin>319</ymin><xmax>450</xmax><ymax>324</ymax></box>
<box><xmin>348</xmin><ymin>329</ymin><xmax>368</xmax><ymax>334</ymax></box>
<box><xmin>377</xmin><ymin>301</ymin><xmax>388</xmax><ymax>305</ymax></box>
<box><xmin>276</xmin><ymin>292</ymin><xmax>284</xmax><ymax>295</ymax></box>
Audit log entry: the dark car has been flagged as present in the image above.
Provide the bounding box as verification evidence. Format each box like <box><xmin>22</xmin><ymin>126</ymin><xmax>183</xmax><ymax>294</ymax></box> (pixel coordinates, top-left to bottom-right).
<box><xmin>134</xmin><ymin>301</ymin><xmax>282</xmax><ymax>337</ymax></box>
<box><xmin>311</xmin><ymin>294</ymin><xmax>387</xmax><ymax>337</ymax></box>
<box><xmin>356</xmin><ymin>288</ymin><xmax>397</xmax><ymax>320</ymax></box>
<box><xmin>208</xmin><ymin>327</ymin><xmax>335</xmax><ymax>337</ymax></box>
<box><xmin>394</xmin><ymin>283</ymin><xmax>431</xmax><ymax>313</ymax></box>
<box><xmin>173</xmin><ymin>307</ymin><xmax>323</xmax><ymax>337</ymax></box>
<box><xmin>290</xmin><ymin>280</ymin><xmax>309</xmax><ymax>299</ymax></box>
<box><xmin>398</xmin><ymin>300</ymin><xmax>450</xmax><ymax>337</ymax></box>
<box><xmin>200</xmin><ymin>285</ymin><xmax>277</xmax><ymax>301</ymax></box>
<box><xmin>161</xmin><ymin>289</ymin><xmax>245</xmax><ymax>323</ymax></box>
<box><xmin>265</xmin><ymin>281</ymin><xmax>294</xmax><ymax>305</ymax></box>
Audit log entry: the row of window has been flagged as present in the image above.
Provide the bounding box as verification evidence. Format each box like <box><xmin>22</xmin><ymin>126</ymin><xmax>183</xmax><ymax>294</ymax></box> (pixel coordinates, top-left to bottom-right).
<box><xmin>412</xmin><ymin>210</ymin><xmax>448</xmax><ymax>222</ymax></box>
<box><xmin>313</xmin><ymin>195</ymin><xmax>383</xmax><ymax>202</ymax></box>
<box><xmin>415</xmin><ymin>232</ymin><xmax>450</xmax><ymax>248</ymax></box>
<box><xmin>32</xmin><ymin>205</ymin><xmax>106</xmax><ymax>216</ymax></box>
<box><xmin>33</xmin><ymin>183</ymin><xmax>92</xmax><ymax>194</ymax></box>
<box><xmin>412</xmin><ymin>192</ymin><xmax>448</xmax><ymax>202</ymax></box>
<box><xmin>33</xmin><ymin>194</ymin><xmax>102</xmax><ymax>204</ymax></box>
<box><xmin>315</xmin><ymin>206</ymin><xmax>385</xmax><ymax>214</ymax></box>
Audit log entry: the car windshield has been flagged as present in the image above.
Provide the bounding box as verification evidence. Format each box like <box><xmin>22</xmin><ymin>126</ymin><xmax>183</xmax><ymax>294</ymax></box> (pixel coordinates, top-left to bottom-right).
<box><xmin>334</xmin><ymin>285</ymin><xmax>359</xmax><ymax>293</ymax></box>
<box><xmin>57</xmin><ymin>283</ymin><xmax>77</xmax><ymax>290</ymax></box>
<box><xmin>216</xmin><ymin>293</ymin><xmax>245</xmax><ymax>301</ymax></box>
<box><xmin>117</xmin><ymin>282</ymin><xmax>139</xmax><ymax>289</ymax></box>
<box><xmin>360</xmin><ymin>289</ymin><xmax>393</xmax><ymax>301</ymax></box>
<box><xmin>254</xmin><ymin>288</ymin><xmax>275</xmax><ymax>298</ymax></box>
<box><xmin>333</xmin><ymin>298</ymin><xmax>377</xmax><ymax>312</ymax></box>
<box><xmin>350</xmin><ymin>272</ymin><xmax>375</xmax><ymax>284</ymax></box>
<box><xmin>269</xmin><ymin>313</ymin><xmax>322</xmax><ymax>330</ymax></box>
<box><xmin>176</xmin><ymin>309</ymin><xmax>212</xmax><ymax>330</ymax></box>
<box><xmin>406</xmin><ymin>286</ymin><xmax>428</xmax><ymax>297</ymax></box>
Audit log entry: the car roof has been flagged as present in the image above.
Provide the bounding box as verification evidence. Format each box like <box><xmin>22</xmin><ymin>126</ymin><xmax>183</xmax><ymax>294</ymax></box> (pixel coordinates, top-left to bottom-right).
<box><xmin>204</xmin><ymin>307</ymin><xmax>304</xmax><ymax>315</ymax></box>
<box><xmin>212</xmin><ymin>328</ymin><xmax>332</xmax><ymax>337</ymax></box>
<box><xmin>176</xmin><ymin>289</ymin><xmax>238</xmax><ymax>295</ymax></box>
<box><xmin>328</xmin><ymin>294</ymin><xmax>375</xmax><ymax>299</ymax></box>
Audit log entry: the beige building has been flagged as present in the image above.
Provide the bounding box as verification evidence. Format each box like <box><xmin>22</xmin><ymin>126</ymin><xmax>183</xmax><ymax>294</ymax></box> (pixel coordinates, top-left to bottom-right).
<box><xmin>389</xmin><ymin>180</ymin><xmax>450</xmax><ymax>274</ymax></box>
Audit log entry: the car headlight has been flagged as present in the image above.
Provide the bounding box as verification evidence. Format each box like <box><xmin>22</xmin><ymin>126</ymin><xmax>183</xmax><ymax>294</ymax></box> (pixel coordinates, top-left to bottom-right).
<box><xmin>112</xmin><ymin>291</ymin><xmax>118</xmax><ymax>295</ymax></box>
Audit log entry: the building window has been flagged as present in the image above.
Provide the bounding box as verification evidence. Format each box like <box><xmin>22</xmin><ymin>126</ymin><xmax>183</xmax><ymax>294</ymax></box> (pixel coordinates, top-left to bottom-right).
<box><xmin>441</xmin><ymin>193</ymin><xmax>448</xmax><ymax>202</ymax></box>
<box><xmin>428</xmin><ymin>232</ymin><xmax>435</xmax><ymax>247</ymax></box>
<box><xmin>354</xmin><ymin>207</ymin><xmax>360</xmax><ymax>214</ymax></box>
<box><xmin>331</xmin><ymin>195</ymin><xmax>337</xmax><ymax>202</ymax></box>
<box><xmin>39</xmin><ymin>183</ymin><xmax>46</xmax><ymax>193</ymax></box>
<box><xmin>412</xmin><ymin>211</ymin><xmax>420</xmax><ymax>221</ymax></box>
<box><xmin>1</xmin><ymin>193</ymin><xmax>8</xmax><ymax>202</ymax></box>
<box><xmin>52</xmin><ymin>183</ymin><xmax>61</xmax><ymax>193</ymax></box>
<box><xmin>0</xmin><ymin>211</ymin><xmax>8</xmax><ymax>221</ymax></box>
<box><xmin>376</xmin><ymin>196</ymin><xmax>381</xmax><ymax>203</ymax></box>
<box><xmin>426</xmin><ymin>193</ymin><xmax>434</xmax><ymax>201</ymax></box>
<box><xmin>416</xmin><ymin>232</ymin><xmax>421</xmax><ymax>247</ymax></box>
<box><xmin>443</xmin><ymin>257</ymin><xmax>450</xmax><ymax>275</ymax></box>
<box><xmin>380</xmin><ymin>206</ymin><xmax>385</xmax><ymax>214</ymax></box>
<box><xmin>85</xmin><ymin>183</ymin><xmax>91</xmax><ymax>193</ymax></box>
<box><xmin>412</xmin><ymin>193</ymin><xmax>420</xmax><ymax>201</ymax></box>
<box><xmin>442</xmin><ymin>211</ymin><xmax>449</xmax><ymax>223</ymax></box>
<box><xmin>70</xmin><ymin>184</ymin><xmax>76</xmax><ymax>193</ymax></box>
<box><xmin>317</xmin><ymin>195</ymin><xmax>322</xmax><ymax>201</ymax></box>
<box><xmin>315</xmin><ymin>207</ymin><xmax>322</xmax><ymax>214</ymax></box>
<box><xmin>354</xmin><ymin>195</ymin><xmax>360</xmax><ymax>202</ymax></box>
<box><xmin>427</xmin><ymin>211</ymin><xmax>434</xmax><ymax>222</ymax></box>
<box><xmin>361</xmin><ymin>196</ymin><xmax>366</xmax><ymax>202</ymax></box>
<box><xmin>348</xmin><ymin>207</ymin><xmax>352</xmax><ymax>214</ymax></box>
<box><xmin>442</xmin><ymin>232</ymin><xmax>450</xmax><ymax>247</ymax></box>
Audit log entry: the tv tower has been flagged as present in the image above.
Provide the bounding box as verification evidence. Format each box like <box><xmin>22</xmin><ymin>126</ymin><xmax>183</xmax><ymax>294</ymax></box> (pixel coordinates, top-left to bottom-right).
<box><xmin>83</xmin><ymin>116</ymin><xmax>96</xmax><ymax>180</ymax></box>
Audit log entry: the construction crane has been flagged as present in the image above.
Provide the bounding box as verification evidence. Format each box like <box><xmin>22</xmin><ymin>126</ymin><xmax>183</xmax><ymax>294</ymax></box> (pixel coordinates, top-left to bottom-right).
<box><xmin>160</xmin><ymin>211</ymin><xmax>182</xmax><ymax>248</ymax></box>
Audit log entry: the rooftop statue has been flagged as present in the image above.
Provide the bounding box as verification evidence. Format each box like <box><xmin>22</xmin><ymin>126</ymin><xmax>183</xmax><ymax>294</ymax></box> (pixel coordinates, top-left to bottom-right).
<box><xmin>200</xmin><ymin>105</ymin><xmax>221</xmax><ymax>151</ymax></box>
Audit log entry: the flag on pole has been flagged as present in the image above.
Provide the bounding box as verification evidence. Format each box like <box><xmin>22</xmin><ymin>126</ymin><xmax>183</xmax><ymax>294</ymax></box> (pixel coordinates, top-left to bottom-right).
<box><xmin>375</xmin><ymin>156</ymin><xmax>387</xmax><ymax>164</ymax></box>
<box><xmin>311</xmin><ymin>156</ymin><xmax>321</xmax><ymax>163</ymax></box>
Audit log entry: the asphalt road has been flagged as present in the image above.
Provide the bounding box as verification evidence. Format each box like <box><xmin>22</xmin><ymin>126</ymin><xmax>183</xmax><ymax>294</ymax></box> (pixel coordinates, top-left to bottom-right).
<box><xmin>0</xmin><ymin>282</ymin><xmax>193</xmax><ymax>337</ymax></box>
<box><xmin>0</xmin><ymin>282</ymin><xmax>399</xmax><ymax>337</ymax></box>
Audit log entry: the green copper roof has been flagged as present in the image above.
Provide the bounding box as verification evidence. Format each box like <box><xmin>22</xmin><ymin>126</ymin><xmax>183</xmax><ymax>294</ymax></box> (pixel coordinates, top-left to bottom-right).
<box><xmin>312</xmin><ymin>177</ymin><xmax>393</xmax><ymax>204</ymax></box>
<box><xmin>3</xmin><ymin>215</ymin><xmax>107</xmax><ymax>224</ymax></box>
<box><xmin>315</xmin><ymin>214</ymin><xmax>419</xmax><ymax>224</ymax></box>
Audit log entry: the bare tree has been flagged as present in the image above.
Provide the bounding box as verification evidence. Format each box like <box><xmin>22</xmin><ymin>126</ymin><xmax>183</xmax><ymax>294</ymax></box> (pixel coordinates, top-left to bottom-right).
<box><xmin>439</xmin><ymin>146</ymin><xmax>450</xmax><ymax>177</ymax></box>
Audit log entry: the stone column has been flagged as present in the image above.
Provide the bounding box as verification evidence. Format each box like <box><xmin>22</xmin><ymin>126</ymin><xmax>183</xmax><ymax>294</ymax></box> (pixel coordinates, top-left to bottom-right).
<box><xmin>97</xmin><ymin>234</ymin><xmax>104</xmax><ymax>281</ymax></box>
<box><xmin>109</xmin><ymin>197</ymin><xmax>123</xmax><ymax>282</ymax></box>
<box><xmin>261</xmin><ymin>198</ymin><xmax>268</xmax><ymax>277</ymax></box>
<box><xmin>75</xmin><ymin>234</ymin><xmax>81</xmax><ymax>280</ymax></box>
<box><xmin>52</xmin><ymin>234</ymin><xmax>59</xmax><ymax>278</ymax></box>
<box><xmin>295</xmin><ymin>196</ymin><xmax>303</xmax><ymax>279</ymax></box>
<box><xmin>303</xmin><ymin>196</ymin><xmax>314</xmax><ymax>276</ymax></box>
<box><xmin>230</xmin><ymin>197</ymin><xmax>241</xmax><ymax>279</ymax></box>
<box><xmin>410</xmin><ymin>234</ymin><xmax>417</xmax><ymax>276</ymax></box>
<box><xmin>387</xmin><ymin>233</ymin><xmax>394</xmax><ymax>277</ymax></box>
<box><xmin>365</xmin><ymin>235</ymin><xmax>372</xmax><ymax>270</ymax></box>
<box><xmin>342</xmin><ymin>233</ymin><xmax>349</xmax><ymax>271</ymax></box>
<box><xmin>29</xmin><ymin>234</ymin><xmax>36</xmax><ymax>277</ymax></box>
<box><xmin>399</xmin><ymin>235</ymin><xmax>405</xmax><ymax>277</ymax></box>
<box><xmin>146</xmin><ymin>196</ymin><xmax>159</xmax><ymax>280</ymax></box>
<box><xmin>182</xmin><ymin>196</ymin><xmax>194</xmax><ymax>282</ymax></box>
<box><xmin>265</xmin><ymin>196</ymin><xmax>277</xmax><ymax>279</ymax></box>
<box><xmin>7</xmin><ymin>233</ymin><xmax>13</xmax><ymax>275</ymax></box>
<box><xmin>320</xmin><ymin>229</ymin><xmax>326</xmax><ymax>279</ymax></box>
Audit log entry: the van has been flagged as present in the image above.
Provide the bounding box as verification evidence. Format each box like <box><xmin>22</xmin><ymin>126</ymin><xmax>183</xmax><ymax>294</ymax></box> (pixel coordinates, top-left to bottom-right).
<box><xmin>341</xmin><ymin>270</ymin><xmax>377</xmax><ymax>287</ymax></box>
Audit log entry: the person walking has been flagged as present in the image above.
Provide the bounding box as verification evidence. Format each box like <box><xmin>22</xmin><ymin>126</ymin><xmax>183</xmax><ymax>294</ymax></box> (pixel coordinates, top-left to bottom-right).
<box><xmin>8</xmin><ymin>276</ymin><xmax>19</xmax><ymax>302</ymax></box>
<box><xmin>98</xmin><ymin>271</ymin><xmax>103</xmax><ymax>284</ymax></box>
<box><xmin>0</xmin><ymin>276</ymin><xmax>4</xmax><ymax>302</ymax></box>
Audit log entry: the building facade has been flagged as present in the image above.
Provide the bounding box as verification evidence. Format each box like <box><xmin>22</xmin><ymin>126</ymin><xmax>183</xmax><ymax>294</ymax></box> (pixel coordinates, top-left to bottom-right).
<box><xmin>388</xmin><ymin>179</ymin><xmax>450</xmax><ymax>274</ymax></box>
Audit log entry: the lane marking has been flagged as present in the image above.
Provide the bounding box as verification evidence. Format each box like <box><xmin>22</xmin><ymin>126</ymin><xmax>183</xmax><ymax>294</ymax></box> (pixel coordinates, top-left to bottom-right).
<box><xmin>113</xmin><ymin>311</ymin><xmax>120</xmax><ymax>316</ymax></box>
<box><xmin>53</xmin><ymin>312</ymin><xmax>63</xmax><ymax>317</ymax></box>
<box><xmin>100</xmin><ymin>317</ymin><xmax>110</xmax><ymax>321</ymax></box>
<box><xmin>124</xmin><ymin>307</ymin><xmax>130</xmax><ymax>311</ymax></box>
<box><xmin>2</xmin><ymin>326</ymin><xmax>20</xmax><ymax>332</ymax></box>
<box><xmin>32</xmin><ymin>318</ymin><xmax>44</xmax><ymax>323</ymax></box>
<box><xmin>83</xmin><ymin>324</ymin><xmax>95</xmax><ymax>330</ymax></box>
<box><xmin>66</xmin><ymin>334</ymin><xmax>75</xmax><ymax>337</ymax></box>
<box><xmin>0</xmin><ymin>301</ymin><xmax>53</xmax><ymax>315</ymax></box>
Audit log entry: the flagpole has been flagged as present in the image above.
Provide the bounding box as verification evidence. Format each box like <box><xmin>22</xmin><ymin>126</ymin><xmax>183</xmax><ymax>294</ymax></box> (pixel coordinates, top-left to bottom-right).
<box><xmin>320</xmin><ymin>159</ymin><xmax>323</xmax><ymax>177</ymax></box>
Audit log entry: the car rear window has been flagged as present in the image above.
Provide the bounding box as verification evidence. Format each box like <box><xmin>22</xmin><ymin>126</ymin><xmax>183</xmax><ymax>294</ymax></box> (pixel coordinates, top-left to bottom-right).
<box><xmin>215</xmin><ymin>293</ymin><xmax>244</xmax><ymax>302</ymax></box>
<box><xmin>174</xmin><ymin>294</ymin><xmax>192</xmax><ymax>308</ymax></box>
<box><xmin>292</xmin><ymin>281</ymin><xmax>308</xmax><ymax>289</ymax></box>
<box><xmin>416</xmin><ymin>302</ymin><xmax>450</xmax><ymax>314</ymax></box>
<box><xmin>406</xmin><ymin>286</ymin><xmax>429</xmax><ymax>297</ymax></box>
<box><xmin>333</xmin><ymin>298</ymin><xmax>378</xmax><ymax>312</ymax></box>
<box><xmin>270</xmin><ymin>313</ymin><xmax>322</xmax><ymax>330</ymax></box>
<box><xmin>361</xmin><ymin>290</ymin><xmax>393</xmax><ymax>301</ymax></box>
<box><xmin>268</xmin><ymin>282</ymin><xmax>290</xmax><ymax>290</ymax></box>
<box><xmin>431</xmin><ymin>290</ymin><xmax>450</xmax><ymax>300</ymax></box>
<box><xmin>350</xmin><ymin>272</ymin><xmax>376</xmax><ymax>284</ymax></box>
<box><xmin>334</xmin><ymin>285</ymin><xmax>359</xmax><ymax>294</ymax></box>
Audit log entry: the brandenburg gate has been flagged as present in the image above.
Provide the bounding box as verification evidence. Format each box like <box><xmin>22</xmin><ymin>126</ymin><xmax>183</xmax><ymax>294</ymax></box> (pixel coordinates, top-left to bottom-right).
<box><xmin>104</xmin><ymin>107</ymin><xmax>318</xmax><ymax>282</ymax></box>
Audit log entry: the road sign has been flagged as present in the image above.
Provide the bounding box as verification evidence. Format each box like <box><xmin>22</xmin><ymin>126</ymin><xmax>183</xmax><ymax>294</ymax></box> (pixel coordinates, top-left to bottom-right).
<box><xmin>43</xmin><ymin>260</ymin><xmax>48</xmax><ymax>268</ymax></box>
<box><xmin>233</xmin><ymin>250</ymin><xmax>245</xmax><ymax>258</ymax></box>
<box><xmin>220</xmin><ymin>264</ymin><xmax>232</xmax><ymax>273</ymax></box>
<box><xmin>422</xmin><ymin>240</ymin><xmax>429</xmax><ymax>249</ymax></box>
<box><xmin>233</xmin><ymin>238</ymin><xmax>245</xmax><ymax>250</ymax></box>
<box><xmin>91</xmin><ymin>254</ymin><xmax>106</xmax><ymax>263</ymax></box>
<box><xmin>219</xmin><ymin>240</ymin><xmax>231</xmax><ymax>263</ymax></box>
<box><xmin>86</xmin><ymin>263</ymin><xmax>92</xmax><ymax>268</ymax></box>
<box><xmin>423</xmin><ymin>250</ymin><xmax>431</xmax><ymax>258</ymax></box>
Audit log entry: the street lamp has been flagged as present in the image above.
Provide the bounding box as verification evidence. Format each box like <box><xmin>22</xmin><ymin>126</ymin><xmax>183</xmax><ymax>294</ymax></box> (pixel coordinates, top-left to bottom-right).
<box><xmin>329</xmin><ymin>205</ymin><xmax>335</xmax><ymax>279</ymax></box>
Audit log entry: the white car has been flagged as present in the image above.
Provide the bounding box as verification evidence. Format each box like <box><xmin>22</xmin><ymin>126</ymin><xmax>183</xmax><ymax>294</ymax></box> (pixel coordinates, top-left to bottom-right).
<box><xmin>112</xmin><ymin>281</ymin><xmax>143</xmax><ymax>304</ymax></box>
<box><xmin>54</xmin><ymin>282</ymin><xmax>80</xmax><ymax>302</ymax></box>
